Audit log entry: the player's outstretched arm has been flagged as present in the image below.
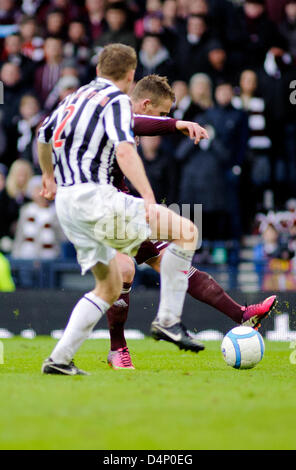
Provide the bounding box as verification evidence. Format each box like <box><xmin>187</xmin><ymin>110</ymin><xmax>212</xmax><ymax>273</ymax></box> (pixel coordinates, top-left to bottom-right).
<box><xmin>38</xmin><ymin>141</ymin><xmax>57</xmax><ymax>201</ymax></box>
<box><xmin>175</xmin><ymin>120</ymin><xmax>209</xmax><ymax>144</ymax></box>
<box><xmin>133</xmin><ymin>115</ymin><xmax>208</xmax><ymax>144</ymax></box>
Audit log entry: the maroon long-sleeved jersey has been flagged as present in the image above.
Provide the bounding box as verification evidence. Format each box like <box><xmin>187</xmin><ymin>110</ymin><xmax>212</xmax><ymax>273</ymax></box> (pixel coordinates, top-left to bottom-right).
<box><xmin>113</xmin><ymin>114</ymin><xmax>178</xmax><ymax>192</ymax></box>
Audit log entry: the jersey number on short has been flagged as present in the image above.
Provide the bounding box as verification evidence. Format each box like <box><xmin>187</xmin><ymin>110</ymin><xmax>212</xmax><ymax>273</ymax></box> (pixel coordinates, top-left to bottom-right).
<box><xmin>53</xmin><ymin>105</ymin><xmax>75</xmax><ymax>149</ymax></box>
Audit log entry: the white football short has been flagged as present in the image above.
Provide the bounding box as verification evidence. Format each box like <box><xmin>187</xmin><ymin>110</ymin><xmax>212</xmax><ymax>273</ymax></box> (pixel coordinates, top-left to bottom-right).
<box><xmin>55</xmin><ymin>183</ymin><xmax>150</xmax><ymax>275</ymax></box>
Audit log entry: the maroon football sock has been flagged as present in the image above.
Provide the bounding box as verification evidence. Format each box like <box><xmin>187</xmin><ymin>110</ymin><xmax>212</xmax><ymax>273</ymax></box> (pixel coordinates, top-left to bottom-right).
<box><xmin>107</xmin><ymin>283</ymin><xmax>131</xmax><ymax>351</ymax></box>
<box><xmin>187</xmin><ymin>267</ymin><xmax>244</xmax><ymax>323</ymax></box>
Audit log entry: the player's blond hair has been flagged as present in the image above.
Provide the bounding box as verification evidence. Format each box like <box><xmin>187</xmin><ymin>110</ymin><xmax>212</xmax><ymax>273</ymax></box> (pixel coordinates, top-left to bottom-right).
<box><xmin>132</xmin><ymin>75</ymin><xmax>175</xmax><ymax>106</ymax></box>
<box><xmin>97</xmin><ymin>43</ymin><xmax>137</xmax><ymax>81</ymax></box>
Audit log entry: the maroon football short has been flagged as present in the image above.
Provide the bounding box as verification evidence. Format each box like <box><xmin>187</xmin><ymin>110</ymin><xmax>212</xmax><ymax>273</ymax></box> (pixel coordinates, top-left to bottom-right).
<box><xmin>134</xmin><ymin>240</ymin><xmax>169</xmax><ymax>265</ymax></box>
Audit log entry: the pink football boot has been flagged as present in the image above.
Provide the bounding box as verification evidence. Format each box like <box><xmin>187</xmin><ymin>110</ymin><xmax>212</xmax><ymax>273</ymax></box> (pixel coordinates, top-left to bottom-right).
<box><xmin>107</xmin><ymin>347</ymin><xmax>135</xmax><ymax>370</ymax></box>
<box><xmin>242</xmin><ymin>295</ymin><xmax>278</xmax><ymax>330</ymax></box>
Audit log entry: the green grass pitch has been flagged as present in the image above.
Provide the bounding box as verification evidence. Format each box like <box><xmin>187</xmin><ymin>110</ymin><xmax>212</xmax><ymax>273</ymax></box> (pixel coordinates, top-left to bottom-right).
<box><xmin>0</xmin><ymin>337</ymin><xmax>295</xmax><ymax>450</ymax></box>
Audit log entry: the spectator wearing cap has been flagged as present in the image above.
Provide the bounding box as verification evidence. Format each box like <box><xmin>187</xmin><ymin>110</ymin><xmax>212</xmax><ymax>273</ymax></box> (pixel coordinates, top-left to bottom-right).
<box><xmin>204</xmin><ymin>39</ymin><xmax>237</xmax><ymax>87</ymax></box>
<box><xmin>135</xmin><ymin>32</ymin><xmax>176</xmax><ymax>83</ymax></box>
<box><xmin>174</xmin><ymin>14</ymin><xmax>215</xmax><ymax>82</ymax></box>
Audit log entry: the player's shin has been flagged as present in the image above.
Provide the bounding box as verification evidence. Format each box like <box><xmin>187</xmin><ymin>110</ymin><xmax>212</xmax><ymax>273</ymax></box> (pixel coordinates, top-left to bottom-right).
<box><xmin>187</xmin><ymin>267</ymin><xmax>244</xmax><ymax>323</ymax></box>
<box><xmin>50</xmin><ymin>292</ymin><xmax>110</xmax><ymax>364</ymax></box>
<box><xmin>157</xmin><ymin>243</ymin><xmax>195</xmax><ymax>327</ymax></box>
<box><xmin>107</xmin><ymin>282</ymin><xmax>131</xmax><ymax>351</ymax></box>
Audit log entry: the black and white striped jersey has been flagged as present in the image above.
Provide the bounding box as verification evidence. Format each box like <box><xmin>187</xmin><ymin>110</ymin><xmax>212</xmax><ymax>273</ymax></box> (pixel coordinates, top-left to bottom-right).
<box><xmin>38</xmin><ymin>77</ymin><xmax>135</xmax><ymax>187</ymax></box>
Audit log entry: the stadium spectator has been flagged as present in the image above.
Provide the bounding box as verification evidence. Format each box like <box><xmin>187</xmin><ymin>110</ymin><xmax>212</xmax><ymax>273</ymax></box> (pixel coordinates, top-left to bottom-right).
<box><xmin>254</xmin><ymin>211</ymin><xmax>296</xmax><ymax>290</ymax></box>
<box><xmin>224</xmin><ymin>0</ymin><xmax>286</xmax><ymax>72</ymax></box>
<box><xmin>179</xmin><ymin>72</ymin><xmax>213</xmax><ymax>122</ymax></box>
<box><xmin>256</xmin><ymin>46</ymin><xmax>295</xmax><ymax>205</ymax></box>
<box><xmin>12</xmin><ymin>175</ymin><xmax>64</xmax><ymax>259</ymax></box>
<box><xmin>171</xmin><ymin>80</ymin><xmax>191</xmax><ymax>120</ymax></box>
<box><xmin>0</xmin><ymin>114</ymin><xmax>7</xmax><ymax>163</ymax></box>
<box><xmin>34</xmin><ymin>37</ymin><xmax>64</xmax><ymax>105</ymax></box>
<box><xmin>0</xmin><ymin>0</ymin><xmax>21</xmax><ymax>26</ymax></box>
<box><xmin>0</xmin><ymin>164</ymin><xmax>7</xmax><ymax>192</ymax></box>
<box><xmin>278</xmin><ymin>0</ymin><xmax>296</xmax><ymax>59</ymax></box>
<box><xmin>63</xmin><ymin>19</ymin><xmax>91</xmax><ymax>69</ymax></box>
<box><xmin>203</xmin><ymin>82</ymin><xmax>249</xmax><ymax>239</ymax></box>
<box><xmin>14</xmin><ymin>94</ymin><xmax>44</xmax><ymax>171</ymax></box>
<box><xmin>134</xmin><ymin>0</ymin><xmax>163</xmax><ymax>39</ymax></box>
<box><xmin>135</xmin><ymin>33</ymin><xmax>176</xmax><ymax>83</ymax></box>
<box><xmin>265</xmin><ymin>0</ymin><xmax>289</xmax><ymax>24</ymax></box>
<box><xmin>174</xmin><ymin>14</ymin><xmax>215</xmax><ymax>82</ymax></box>
<box><xmin>162</xmin><ymin>0</ymin><xmax>179</xmax><ymax>31</ymax></box>
<box><xmin>0</xmin><ymin>61</ymin><xmax>34</xmax><ymax>167</ymax></box>
<box><xmin>92</xmin><ymin>1</ymin><xmax>137</xmax><ymax>53</ymax></box>
<box><xmin>84</xmin><ymin>0</ymin><xmax>107</xmax><ymax>42</ymax></box>
<box><xmin>0</xmin><ymin>159</ymin><xmax>33</xmax><ymax>239</ymax></box>
<box><xmin>44</xmin><ymin>8</ymin><xmax>67</xmax><ymax>40</ymax></box>
<box><xmin>0</xmin><ymin>33</ymin><xmax>36</xmax><ymax>86</ymax></box>
<box><xmin>204</xmin><ymin>40</ymin><xmax>236</xmax><ymax>87</ymax></box>
<box><xmin>177</xmin><ymin>124</ymin><xmax>231</xmax><ymax>240</ymax></box>
<box><xmin>232</xmin><ymin>69</ymin><xmax>272</xmax><ymax>228</ymax></box>
<box><xmin>19</xmin><ymin>15</ymin><xmax>44</xmax><ymax>63</ymax></box>
<box><xmin>36</xmin><ymin>0</ymin><xmax>84</xmax><ymax>28</ymax></box>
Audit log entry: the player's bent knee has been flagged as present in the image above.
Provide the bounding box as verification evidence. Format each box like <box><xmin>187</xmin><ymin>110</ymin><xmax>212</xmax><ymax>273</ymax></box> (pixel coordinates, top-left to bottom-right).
<box><xmin>121</xmin><ymin>257</ymin><xmax>135</xmax><ymax>284</ymax></box>
<box><xmin>179</xmin><ymin>219</ymin><xmax>198</xmax><ymax>249</ymax></box>
<box><xmin>94</xmin><ymin>282</ymin><xmax>122</xmax><ymax>305</ymax></box>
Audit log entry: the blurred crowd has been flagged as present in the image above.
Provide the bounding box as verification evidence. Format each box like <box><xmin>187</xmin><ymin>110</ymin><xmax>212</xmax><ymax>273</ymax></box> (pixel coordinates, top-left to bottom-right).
<box><xmin>0</xmin><ymin>0</ymin><xmax>296</xmax><ymax>269</ymax></box>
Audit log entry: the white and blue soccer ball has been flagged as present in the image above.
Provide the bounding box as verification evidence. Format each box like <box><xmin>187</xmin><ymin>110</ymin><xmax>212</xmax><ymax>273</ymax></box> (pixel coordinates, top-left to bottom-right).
<box><xmin>221</xmin><ymin>326</ymin><xmax>265</xmax><ymax>369</ymax></box>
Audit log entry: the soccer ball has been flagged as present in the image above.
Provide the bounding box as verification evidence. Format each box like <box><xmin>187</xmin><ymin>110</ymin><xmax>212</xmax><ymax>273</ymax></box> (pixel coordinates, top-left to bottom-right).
<box><xmin>221</xmin><ymin>326</ymin><xmax>265</xmax><ymax>369</ymax></box>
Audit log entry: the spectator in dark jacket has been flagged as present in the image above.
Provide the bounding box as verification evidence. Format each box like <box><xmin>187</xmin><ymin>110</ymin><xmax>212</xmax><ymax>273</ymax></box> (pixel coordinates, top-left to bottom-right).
<box><xmin>203</xmin><ymin>82</ymin><xmax>249</xmax><ymax>238</ymax></box>
<box><xmin>174</xmin><ymin>13</ymin><xmax>215</xmax><ymax>82</ymax></box>
<box><xmin>278</xmin><ymin>0</ymin><xmax>296</xmax><ymax>59</ymax></box>
<box><xmin>0</xmin><ymin>61</ymin><xmax>34</xmax><ymax>167</ymax></box>
<box><xmin>224</xmin><ymin>0</ymin><xmax>286</xmax><ymax>72</ymax></box>
<box><xmin>0</xmin><ymin>33</ymin><xmax>36</xmax><ymax>86</ymax></box>
<box><xmin>178</xmin><ymin>124</ymin><xmax>232</xmax><ymax>240</ymax></box>
<box><xmin>135</xmin><ymin>33</ymin><xmax>176</xmax><ymax>83</ymax></box>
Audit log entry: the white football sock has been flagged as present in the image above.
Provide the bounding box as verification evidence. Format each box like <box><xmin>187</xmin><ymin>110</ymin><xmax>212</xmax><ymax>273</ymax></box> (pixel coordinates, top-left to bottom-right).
<box><xmin>50</xmin><ymin>292</ymin><xmax>110</xmax><ymax>364</ymax></box>
<box><xmin>157</xmin><ymin>243</ymin><xmax>194</xmax><ymax>327</ymax></box>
